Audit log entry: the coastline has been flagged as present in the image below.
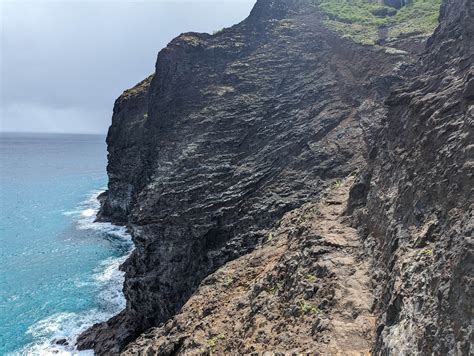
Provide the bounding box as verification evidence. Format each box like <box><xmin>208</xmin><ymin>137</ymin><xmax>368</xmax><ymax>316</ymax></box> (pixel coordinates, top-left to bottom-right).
<box><xmin>17</xmin><ymin>190</ymin><xmax>134</xmax><ymax>355</ymax></box>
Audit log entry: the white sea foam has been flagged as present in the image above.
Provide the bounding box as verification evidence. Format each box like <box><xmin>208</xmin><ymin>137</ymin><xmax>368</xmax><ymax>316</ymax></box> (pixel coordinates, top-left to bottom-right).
<box><xmin>18</xmin><ymin>312</ymin><xmax>102</xmax><ymax>355</ymax></box>
<box><xmin>93</xmin><ymin>254</ymin><xmax>130</xmax><ymax>313</ymax></box>
<box><xmin>63</xmin><ymin>190</ymin><xmax>131</xmax><ymax>240</ymax></box>
<box><xmin>18</xmin><ymin>190</ymin><xmax>134</xmax><ymax>356</ymax></box>
<box><xmin>81</xmin><ymin>208</ymin><xmax>96</xmax><ymax>218</ymax></box>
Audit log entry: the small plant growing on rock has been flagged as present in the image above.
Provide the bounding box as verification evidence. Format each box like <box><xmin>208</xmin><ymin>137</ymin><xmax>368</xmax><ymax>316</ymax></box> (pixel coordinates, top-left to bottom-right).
<box><xmin>205</xmin><ymin>334</ymin><xmax>225</xmax><ymax>354</ymax></box>
<box><xmin>267</xmin><ymin>232</ymin><xmax>274</xmax><ymax>242</ymax></box>
<box><xmin>306</xmin><ymin>274</ymin><xmax>317</xmax><ymax>283</ymax></box>
<box><xmin>223</xmin><ymin>275</ymin><xmax>234</xmax><ymax>287</ymax></box>
<box><xmin>300</xmin><ymin>301</ymin><xmax>321</xmax><ymax>315</ymax></box>
<box><xmin>421</xmin><ymin>248</ymin><xmax>434</xmax><ymax>257</ymax></box>
<box><xmin>335</xmin><ymin>179</ymin><xmax>343</xmax><ymax>188</ymax></box>
<box><xmin>268</xmin><ymin>281</ymin><xmax>283</xmax><ymax>295</ymax></box>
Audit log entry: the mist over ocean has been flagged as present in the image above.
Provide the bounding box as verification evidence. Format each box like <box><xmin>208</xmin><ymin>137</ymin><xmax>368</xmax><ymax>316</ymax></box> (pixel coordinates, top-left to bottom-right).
<box><xmin>0</xmin><ymin>132</ymin><xmax>132</xmax><ymax>354</ymax></box>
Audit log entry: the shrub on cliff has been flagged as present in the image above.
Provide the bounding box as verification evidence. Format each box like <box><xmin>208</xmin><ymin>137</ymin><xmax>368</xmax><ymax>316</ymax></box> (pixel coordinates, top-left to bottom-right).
<box><xmin>314</xmin><ymin>0</ymin><xmax>441</xmax><ymax>46</ymax></box>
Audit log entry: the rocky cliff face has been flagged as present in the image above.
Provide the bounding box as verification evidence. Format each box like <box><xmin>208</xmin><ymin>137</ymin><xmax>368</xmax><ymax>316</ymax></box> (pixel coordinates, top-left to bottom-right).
<box><xmin>97</xmin><ymin>75</ymin><xmax>153</xmax><ymax>224</ymax></box>
<box><xmin>77</xmin><ymin>0</ymin><xmax>471</xmax><ymax>354</ymax></box>
<box><xmin>121</xmin><ymin>176</ymin><xmax>379</xmax><ymax>355</ymax></box>
<box><xmin>349</xmin><ymin>0</ymin><xmax>473</xmax><ymax>353</ymax></box>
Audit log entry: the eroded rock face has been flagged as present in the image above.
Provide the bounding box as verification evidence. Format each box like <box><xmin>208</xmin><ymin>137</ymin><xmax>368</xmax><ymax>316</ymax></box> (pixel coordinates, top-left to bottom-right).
<box><xmin>77</xmin><ymin>0</ymin><xmax>406</xmax><ymax>353</ymax></box>
<box><xmin>77</xmin><ymin>0</ymin><xmax>472</xmax><ymax>354</ymax></box>
<box><xmin>350</xmin><ymin>0</ymin><xmax>473</xmax><ymax>353</ymax></box>
<box><xmin>122</xmin><ymin>177</ymin><xmax>377</xmax><ymax>355</ymax></box>
<box><xmin>96</xmin><ymin>75</ymin><xmax>153</xmax><ymax>224</ymax></box>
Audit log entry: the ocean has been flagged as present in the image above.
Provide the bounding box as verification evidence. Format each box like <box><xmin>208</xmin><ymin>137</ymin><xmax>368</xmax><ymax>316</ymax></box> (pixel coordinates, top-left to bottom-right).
<box><xmin>0</xmin><ymin>132</ymin><xmax>133</xmax><ymax>355</ymax></box>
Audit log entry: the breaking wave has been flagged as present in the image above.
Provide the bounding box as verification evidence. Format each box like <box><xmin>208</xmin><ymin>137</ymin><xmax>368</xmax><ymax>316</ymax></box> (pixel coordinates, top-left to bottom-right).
<box><xmin>17</xmin><ymin>190</ymin><xmax>133</xmax><ymax>355</ymax></box>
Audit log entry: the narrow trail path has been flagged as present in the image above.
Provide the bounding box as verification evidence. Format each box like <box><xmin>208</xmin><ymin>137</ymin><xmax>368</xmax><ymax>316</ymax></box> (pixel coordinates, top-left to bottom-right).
<box><xmin>309</xmin><ymin>177</ymin><xmax>376</xmax><ymax>354</ymax></box>
<box><xmin>123</xmin><ymin>177</ymin><xmax>377</xmax><ymax>355</ymax></box>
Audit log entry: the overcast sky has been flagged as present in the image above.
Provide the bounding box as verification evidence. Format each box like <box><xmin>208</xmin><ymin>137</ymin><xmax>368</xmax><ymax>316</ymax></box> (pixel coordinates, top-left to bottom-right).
<box><xmin>0</xmin><ymin>0</ymin><xmax>256</xmax><ymax>134</ymax></box>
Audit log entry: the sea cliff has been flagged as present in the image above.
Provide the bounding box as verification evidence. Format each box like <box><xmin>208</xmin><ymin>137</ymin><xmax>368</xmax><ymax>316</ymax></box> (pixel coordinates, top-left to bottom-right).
<box><xmin>77</xmin><ymin>0</ymin><xmax>472</xmax><ymax>354</ymax></box>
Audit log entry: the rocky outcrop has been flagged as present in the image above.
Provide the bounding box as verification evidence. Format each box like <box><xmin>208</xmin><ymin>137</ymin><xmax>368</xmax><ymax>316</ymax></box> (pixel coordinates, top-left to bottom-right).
<box><xmin>122</xmin><ymin>177</ymin><xmax>377</xmax><ymax>355</ymax></box>
<box><xmin>97</xmin><ymin>75</ymin><xmax>153</xmax><ymax>223</ymax></box>
<box><xmin>77</xmin><ymin>0</ymin><xmax>408</xmax><ymax>353</ymax></box>
<box><xmin>349</xmin><ymin>0</ymin><xmax>473</xmax><ymax>353</ymax></box>
<box><xmin>76</xmin><ymin>0</ymin><xmax>473</xmax><ymax>354</ymax></box>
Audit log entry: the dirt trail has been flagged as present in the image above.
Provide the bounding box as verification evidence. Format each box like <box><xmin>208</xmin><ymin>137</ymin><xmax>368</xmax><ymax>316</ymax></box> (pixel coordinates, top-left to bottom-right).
<box><xmin>309</xmin><ymin>177</ymin><xmax>376</xmax><ymax>353</ymax></box>
<box><xmin>123</xmin><ymin>177</ymin><xmax>376</xmax><ymax>355</ymax></box>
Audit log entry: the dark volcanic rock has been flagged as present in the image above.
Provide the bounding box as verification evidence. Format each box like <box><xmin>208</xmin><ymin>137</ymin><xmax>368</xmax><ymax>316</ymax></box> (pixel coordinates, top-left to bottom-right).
<box><xmin>77</xmin><ymin>0</ymin><xmax>404</xmax><ymax>353</ymax></box>
<box><xmin>121</xmin><ymin>176</ymin><xmax>378</xmax><ymax>355</ymax></box>
<box><xmin>350</xmin><ymin>0</ymin><xmax>473</xmax><ymax>353</ymax></box>
<box><xmin>96</xmin><ymin>75</ymin><xmax>153</xmax><ymax>224</ymax></box>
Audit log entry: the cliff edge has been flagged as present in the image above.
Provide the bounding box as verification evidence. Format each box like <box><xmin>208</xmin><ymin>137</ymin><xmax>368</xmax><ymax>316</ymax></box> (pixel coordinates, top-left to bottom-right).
<box><xmin>77</xmin><ymin>0</ymin><xmax>472</xmax><ymax>354</ymax></box>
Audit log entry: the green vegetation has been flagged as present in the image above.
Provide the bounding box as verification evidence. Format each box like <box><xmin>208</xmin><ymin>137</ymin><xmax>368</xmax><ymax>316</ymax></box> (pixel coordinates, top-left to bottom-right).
<box><xmin>314</xmin><ymin>0</ymin><xmax>441</xmax><ymax>46</ymax></box>
<box><xmin>307</xmin><ymin>274</ymin><xmax>318</xmax><ymax>283</ymax></box>
<box><xmin>267</xmin><ymin>232</ymin><xmax>274</xmax><ymax>242</ymax></box>
<box><xmin>421</xmin><ymin>248</ymin><xmax>434</xmax><ymax>257</ymax></box>
<box><xmin>335</xmin><ymin>179</ymin><xmax>343</xmax><ymax>188</ymax></box>
<box><xmin>268</xmin><ymin>281</ymin><xmax>284</xmax><ymax>295</ymax></box>
<box><xmin>204</xmin><ymin>334</ymin><xmax>225</xmax><ymax>354</ymax></box>
<box><xmin>223</xmin><ymin>275</ymin><xmax>234</xmax><ymax>287</ymax></box>
<box><xmin>300</xmin><ymin>301</ymin><xmax>321</xmax><ymax>315</ymax></box>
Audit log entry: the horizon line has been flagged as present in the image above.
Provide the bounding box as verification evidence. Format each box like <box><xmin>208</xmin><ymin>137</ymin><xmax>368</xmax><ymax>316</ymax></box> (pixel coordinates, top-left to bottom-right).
<box><xmin>0</xmin><ymin>130</ymin><xmax>107</xmax><ymax>136</ymax></box>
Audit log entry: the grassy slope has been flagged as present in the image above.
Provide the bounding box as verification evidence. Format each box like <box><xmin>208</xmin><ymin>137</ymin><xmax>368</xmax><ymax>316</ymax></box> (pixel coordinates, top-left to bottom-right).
<box><xmin>314</xmin><ymin>0</ymin><xmax>441</xmax><ymax>47</ymax></box>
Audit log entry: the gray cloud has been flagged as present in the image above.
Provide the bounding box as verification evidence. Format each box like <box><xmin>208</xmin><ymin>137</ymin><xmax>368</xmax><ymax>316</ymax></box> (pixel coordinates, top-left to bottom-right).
<box><xmin>0</xmin><ymin>0</ymin><xmax>256</xmax><ymax>134</ymax></box>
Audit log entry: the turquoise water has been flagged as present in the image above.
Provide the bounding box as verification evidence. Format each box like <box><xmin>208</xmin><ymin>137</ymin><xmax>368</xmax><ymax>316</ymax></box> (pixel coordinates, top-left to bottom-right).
<box><xmin>0</xmin><ymin>133</ymin><xmax>133</xmax><ymax>354</ymax></box>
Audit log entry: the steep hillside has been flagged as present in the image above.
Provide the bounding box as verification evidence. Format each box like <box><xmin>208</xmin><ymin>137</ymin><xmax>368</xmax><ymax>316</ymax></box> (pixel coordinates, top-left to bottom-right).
<box><xmin>71</xmin><ymin>0</ymin><xmax>472</xmax><ymax>354</ymax></box>
<box><xmin>122</xmin><ymin>176</ymin><xmax>377</xmax><ymax>355</ymax></box>
<box><xmin>349</xmin><ymin>0</ymin><xmax>473</xmax><ymax>353</ymax></box>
